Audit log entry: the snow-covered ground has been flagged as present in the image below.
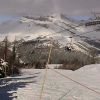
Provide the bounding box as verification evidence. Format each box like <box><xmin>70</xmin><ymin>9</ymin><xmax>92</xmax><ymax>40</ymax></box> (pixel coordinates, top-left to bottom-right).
<box><xmin>0</xmin><ymin>64</ymin><xmax>100</xmax><ymax>100</ymax></box>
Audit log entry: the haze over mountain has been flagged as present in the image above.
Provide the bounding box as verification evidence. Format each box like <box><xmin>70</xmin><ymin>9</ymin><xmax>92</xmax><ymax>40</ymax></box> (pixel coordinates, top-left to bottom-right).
<box><xmin>0</xmin><ymin>14</ymin><xmax>99</xmax><ymax>57</ymax></box>
<box><xmin>0</xmin><ymin>0</ymin><xmax>100</xmax><ymax>56</ymax></box>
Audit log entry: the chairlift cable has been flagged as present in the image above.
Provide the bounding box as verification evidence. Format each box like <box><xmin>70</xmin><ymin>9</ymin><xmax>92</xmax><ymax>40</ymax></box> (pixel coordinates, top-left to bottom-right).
<box><xmin>49</xmin><ymin>68</ymin><xmax>100</xmax><ymax>96</ymax></box>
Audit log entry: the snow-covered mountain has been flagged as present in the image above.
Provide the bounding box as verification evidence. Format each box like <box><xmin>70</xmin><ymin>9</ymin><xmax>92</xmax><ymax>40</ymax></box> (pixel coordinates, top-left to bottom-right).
<box><xmin>0</xmin><ymin>14</ymin><xmax>100</xmax><ymax>55</ymax></box>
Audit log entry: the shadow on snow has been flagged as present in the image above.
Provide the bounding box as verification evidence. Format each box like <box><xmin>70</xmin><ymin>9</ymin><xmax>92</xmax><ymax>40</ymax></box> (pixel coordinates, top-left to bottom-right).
<box><xmin>0</xmin><ymin>74</ymin><xmax>39</xmax><ymax>100</ymax></box>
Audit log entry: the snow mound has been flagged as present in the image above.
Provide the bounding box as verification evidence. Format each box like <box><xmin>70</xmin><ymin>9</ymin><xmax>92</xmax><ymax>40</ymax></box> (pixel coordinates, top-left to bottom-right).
<box><xmin>76</xmin><ymin>64</ymin><xmax>100</xmax><ymax>73</ymax></box>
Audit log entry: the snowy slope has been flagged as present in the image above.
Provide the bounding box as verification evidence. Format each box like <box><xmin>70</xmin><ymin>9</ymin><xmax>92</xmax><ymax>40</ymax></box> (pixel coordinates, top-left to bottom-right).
<box><xmin>0</xmin><ymin>64</ymin><xmax>100</xmax><ymax>100</ymax></box>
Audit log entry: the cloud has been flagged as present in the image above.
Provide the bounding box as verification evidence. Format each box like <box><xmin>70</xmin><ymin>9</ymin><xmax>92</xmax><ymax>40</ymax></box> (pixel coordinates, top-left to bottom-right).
<box><xmin>0</xmin><ymin>0</ymin><xmax>100</xmax><ymax>16</ymax></box>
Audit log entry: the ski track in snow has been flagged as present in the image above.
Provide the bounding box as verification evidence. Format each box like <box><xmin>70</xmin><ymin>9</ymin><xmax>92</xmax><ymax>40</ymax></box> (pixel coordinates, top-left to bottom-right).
<box><xmin>0</xmin><ymin>64</ymin><xmax>100</xmax><ymax>100</ymax></box>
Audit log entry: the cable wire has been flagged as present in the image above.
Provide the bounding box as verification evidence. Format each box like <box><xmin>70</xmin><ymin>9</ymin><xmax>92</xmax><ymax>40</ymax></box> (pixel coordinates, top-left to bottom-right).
<box><xmin>49</xmin><ymin>68</ymin><xmax>100</xmax><ymax>96</ymax></box>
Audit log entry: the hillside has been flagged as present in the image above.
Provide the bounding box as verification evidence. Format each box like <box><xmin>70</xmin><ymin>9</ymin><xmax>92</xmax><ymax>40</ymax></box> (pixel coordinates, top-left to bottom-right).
<box><xmin>0</xmin><ymin>14</ymin><xmax>100</xmax><ymax>65</ymax></box>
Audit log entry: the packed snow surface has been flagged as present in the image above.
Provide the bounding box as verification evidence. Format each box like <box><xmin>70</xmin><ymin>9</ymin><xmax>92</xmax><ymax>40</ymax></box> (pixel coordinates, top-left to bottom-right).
<box><xmin>0</xmin><ymin>64</ymin><xmax>100</xmax><ymax>100</ymax></box>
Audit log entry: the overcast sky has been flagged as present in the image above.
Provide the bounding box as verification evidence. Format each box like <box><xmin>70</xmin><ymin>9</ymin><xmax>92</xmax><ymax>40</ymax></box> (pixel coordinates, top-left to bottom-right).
<box><xmin>0</xmin><ymin>0</ymin><xmax>100</xmax><ymax>16</ymax></box>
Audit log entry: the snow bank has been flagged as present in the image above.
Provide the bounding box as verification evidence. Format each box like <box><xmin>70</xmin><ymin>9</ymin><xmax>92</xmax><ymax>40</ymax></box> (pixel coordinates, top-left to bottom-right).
<box><xmin>48</xmin><ymin>64</ymin><xmax>62</xmax><ymax>69</ymax></box>
<box><xmin>76</xmin><ymin>64</ymin><xmax>100</xmax><ymax>73</ymax></box>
